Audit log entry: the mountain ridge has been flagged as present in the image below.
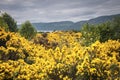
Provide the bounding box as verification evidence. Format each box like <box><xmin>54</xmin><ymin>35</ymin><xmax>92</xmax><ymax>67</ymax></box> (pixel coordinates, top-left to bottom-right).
<box><xmin>24</xmin><ymin>14</ymin><xmax>120</xmax><ymax>32</ymax></box>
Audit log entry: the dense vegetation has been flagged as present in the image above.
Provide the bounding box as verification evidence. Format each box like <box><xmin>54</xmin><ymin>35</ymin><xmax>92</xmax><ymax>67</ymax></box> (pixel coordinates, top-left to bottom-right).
<box><xmin>1</xmin><ymin>13</ymin><xmax>17</xmax><ymax>32</ymax></box>
<box><xmin>19</xmin><ymin>21</ymin><xmax>37</xmax><ymax>40</ymax></box>
<box><xmin>80</xmin><ymin>16</ymin><xmax>120</xmax><ymax>46</ymax></box>
<box><xmin>0</xmin><ymin>13</ymin><xmax>120</xmax><ymax>80</ymax></box>
<box><xmin>0</xmin><ymin>16</ymin><xmax>8</xmax><ymax>31</ymax></box>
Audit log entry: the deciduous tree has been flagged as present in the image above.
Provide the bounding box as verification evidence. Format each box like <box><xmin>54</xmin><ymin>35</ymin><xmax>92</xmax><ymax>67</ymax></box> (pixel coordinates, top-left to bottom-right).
<box><xmin>19</xmin><ymin>21</ymin><xmax>37</xmax><ymax>40</ymax></box>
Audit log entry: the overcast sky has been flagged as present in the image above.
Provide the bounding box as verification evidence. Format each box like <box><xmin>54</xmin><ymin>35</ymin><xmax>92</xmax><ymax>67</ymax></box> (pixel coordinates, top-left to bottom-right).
<box><xmin>0</xmin><ymin>0</ymin><xmax>120</xmax><ymax>24</ymax></box>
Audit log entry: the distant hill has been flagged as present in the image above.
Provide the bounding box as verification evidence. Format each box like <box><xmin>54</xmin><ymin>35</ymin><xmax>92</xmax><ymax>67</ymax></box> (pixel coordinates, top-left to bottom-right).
<box><xmin>69</xmin><ymin>14</ymin><xmax>120</xmax><ymax>30</ymax></box>
<box><xmin>19</xmin><ymin>14</ymin><xmax>120</xmax><ymax>32</ymax></box>
<box><xmin>32</xmin><ymin>21</ymin><xmax>74</xmax><ymax>32</ymax></box>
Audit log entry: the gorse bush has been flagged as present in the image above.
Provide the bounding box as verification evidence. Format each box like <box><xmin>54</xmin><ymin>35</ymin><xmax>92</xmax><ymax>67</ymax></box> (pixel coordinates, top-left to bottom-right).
<box><xmin>0</xmin><ymin>28</ymin><xmax>35</xmax><ymax>61</ymax></box>
<box><xmin>33</xmin><ymin>31</ymin><xmax>81</xmax><ymax>49</ymax></box>
<box><xmin>76</xmin><ymin>40</ymin><xmax>120</xmax><ymax>80</ymax></box>
<box><xmin>0</xmin><ymin>28</ymin><xmax>120</xmax><ymax>80</ymax></box>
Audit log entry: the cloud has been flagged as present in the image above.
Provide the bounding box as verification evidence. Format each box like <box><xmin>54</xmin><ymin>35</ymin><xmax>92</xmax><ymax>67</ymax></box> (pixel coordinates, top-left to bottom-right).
<box><xmin>0</xmin><ymin>0</ymin><xmax>120</xmax><ymax>24</ymax></box>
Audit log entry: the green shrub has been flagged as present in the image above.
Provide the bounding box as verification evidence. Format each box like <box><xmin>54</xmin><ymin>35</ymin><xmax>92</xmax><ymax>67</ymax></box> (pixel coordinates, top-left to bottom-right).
<box><xmin>19</xmin><ymin>21</ymin><xmax>37</xmax><ymax>40</ymax></box>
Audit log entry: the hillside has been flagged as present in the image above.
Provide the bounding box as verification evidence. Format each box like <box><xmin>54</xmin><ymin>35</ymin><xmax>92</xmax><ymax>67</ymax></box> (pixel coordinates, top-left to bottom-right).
<box><xmin>19</xmin><ymin>14</ymin><xmax>120</xmax><ymax>32</ymax></box>
<box><xmin>69</xmin><ymin>14</ymin><xmax>120</xmax><ymax>30</ymax></box>
<box><xmin>33</xmin><ymin>21</ymin><xmax>74</xmax><ymax>32</ymax></box>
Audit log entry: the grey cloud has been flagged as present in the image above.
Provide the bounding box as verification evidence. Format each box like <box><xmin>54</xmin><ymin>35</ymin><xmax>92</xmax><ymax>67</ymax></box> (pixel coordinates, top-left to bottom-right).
<box><xmin>0</xmin><ymin>0</ymin><xmax>120</xmax><ymax>24</ymax></box>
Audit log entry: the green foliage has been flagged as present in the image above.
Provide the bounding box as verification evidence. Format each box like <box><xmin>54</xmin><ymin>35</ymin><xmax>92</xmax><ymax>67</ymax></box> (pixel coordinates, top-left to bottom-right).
<box><xmin>80</xmin><ymin>16</ymin><xmax>120</xmax><ymax>46</ymax></box>
<box><xmin>110</xmin><ymin>16</ymin><xmax>120</xmax><ymax>40</ymax></box>
<box><xmin>98</xmin><ymin>22</ymin><xmax>112</xmax><ymax>42</ymax></box>
<box><xmin>0</xmin><ymin>16</ymin><xmax>8</xmax><ymax>31</ymax></box>
<box><xmin>80</xmin><ymin>23</ymin><xmax>100</xmax><ymax>46</ymax></box>
<box><xmin>19</xmin><ymin>21</ymin><xmax>37</xmax><ymax>40</ymax></box>
<box><xmin>98</xmin><ymin>16</ymin><xmax>120</xmax><ymax>42</ymax></box>
<box><xmin>2</xmin><ymin>12</ymin><xmax>17</xmax><ymax>32</ymax></box>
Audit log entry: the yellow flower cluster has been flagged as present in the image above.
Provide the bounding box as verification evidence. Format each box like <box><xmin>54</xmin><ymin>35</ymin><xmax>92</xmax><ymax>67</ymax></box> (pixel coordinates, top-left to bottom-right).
<box><xmin>33</xmin><ymin>31</ymin><xmax>82</xmax><ymax>49</ymax></box>
<box><xmin>76</xmin><ymin>40</ymin><xmax>120</xmax><ymax>79</ymax></box>
<box><xmin>0</xmin><ymin>28</ymin><xmax>120</xmax><ymax>80</ymax></box>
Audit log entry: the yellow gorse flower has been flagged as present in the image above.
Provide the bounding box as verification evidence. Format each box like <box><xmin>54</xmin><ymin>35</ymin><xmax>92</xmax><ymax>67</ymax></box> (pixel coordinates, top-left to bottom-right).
<box><xmin>0</xmin><ymin>28</ymin><xmax>120</xmax><ymax>80</ymax></box>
